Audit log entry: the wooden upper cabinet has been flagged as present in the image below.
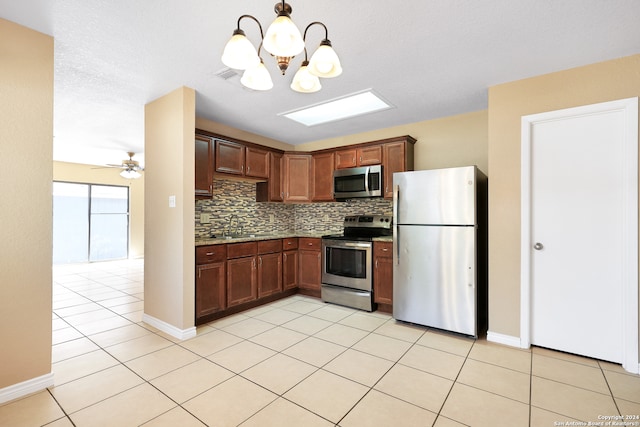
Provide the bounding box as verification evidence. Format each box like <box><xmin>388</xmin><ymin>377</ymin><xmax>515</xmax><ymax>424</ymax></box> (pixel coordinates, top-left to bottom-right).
<box><xmin>245</xmin><ymin>146</ymin><xmax>269</xmax><ymax>179</ymax></box>
<box><xmin>195</xmin><ymin>135</ymin><xmax>214</xmax><ymax>198</ymax></box>
<box><xmin>311</xmin><ymin>152</ymin><xmax>334</xmax><ymax>202</ymax></box>
<box><xmin>215</xmin><ymin>140</ymin><xmax>244</xmax><ymax>175</ymax></box>
<box><xmin>283</xmin><ymin>154</ymin><xmax>311</xmax><ymax>202</ymax></box>
<box><xmin>382</xmin><ymin>136</ymin><xmax>416</xmax><ymax>198</ymax></box>
<box><xmin>269</xmin><ymin>152</ymin><xmax>283</xmax><ymax>201</ymax></box>
<box><xmin>358</xmin><ymin>145</ymin><xmax>383</xmax><ymax>166</ymax></box>
<box><xmin>334</xmin><ymin>149</ymin><xmax>358</xmax><ymax>169</ymax></box>
<box><xmin>335</xmin><ymin>145</ymin><xmax>383</xmax><ymax>169</ymax></box>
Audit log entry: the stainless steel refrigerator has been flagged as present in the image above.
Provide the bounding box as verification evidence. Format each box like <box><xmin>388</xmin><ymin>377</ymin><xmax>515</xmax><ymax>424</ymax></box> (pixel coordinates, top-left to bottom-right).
<box><xmin>392</xmin><ymin>166</ymin><xmax>487</xmax><ymax>337</ymax></box>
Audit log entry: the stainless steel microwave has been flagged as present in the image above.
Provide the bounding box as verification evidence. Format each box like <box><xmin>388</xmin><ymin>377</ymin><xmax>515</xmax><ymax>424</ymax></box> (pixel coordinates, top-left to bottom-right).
<box><xmin>333</xmin><ymin>165</ymin><xmax>383</xmax><ymax>199</ymax></box>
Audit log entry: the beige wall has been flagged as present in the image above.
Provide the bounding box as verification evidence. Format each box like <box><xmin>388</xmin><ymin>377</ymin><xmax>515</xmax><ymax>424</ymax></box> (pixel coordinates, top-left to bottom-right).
<box><xmin>144</xmin><ymin>87</ymin><xmax>196</xmax><ymax>330</ymax></box>
<box><xmin>195</xmin><ymin>117</ymin><xmax>293</xmax><ymax>152</ymax></box>
<box><xmin>0</xmin><ymin>19</ymin><xmax>53</xmax><ymax>389</ymax></box>
<box><xmin>488</xmin><ymin>54</ymin><xmax>640</xmax><ymax>338</ymax></box>
<box><xmin>296</xmin><ymin>110</ymin><xmax>489</xmax><ymax>174</ymax></box>
<box><xmin>53</xmin><ymin>161</ymin><xmax>145</xmax><ymax>259</ymax></box>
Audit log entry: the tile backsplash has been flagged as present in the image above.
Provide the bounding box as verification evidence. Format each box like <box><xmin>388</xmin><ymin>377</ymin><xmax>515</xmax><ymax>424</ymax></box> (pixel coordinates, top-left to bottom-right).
<box><xmin>195</xmin><ymin>179</ymin><xmax>392</xmax><ymax>239</ymax></box>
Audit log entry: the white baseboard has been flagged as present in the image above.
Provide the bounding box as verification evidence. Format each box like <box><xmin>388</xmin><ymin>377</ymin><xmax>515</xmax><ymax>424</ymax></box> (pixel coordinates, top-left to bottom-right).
<box><xmin>142</xmin><ymin>313</ymin><xmax>196</xmax><ymax>340</ymax></box>
<box><xmin>0</xmin><ymin>373</ymin><xmax>54</xmax><ymax>404</ymax></box>
<box><xmin>487</xmin><ymin>331</ymin><xmax>526</xmax><ymax>349</ymax></box>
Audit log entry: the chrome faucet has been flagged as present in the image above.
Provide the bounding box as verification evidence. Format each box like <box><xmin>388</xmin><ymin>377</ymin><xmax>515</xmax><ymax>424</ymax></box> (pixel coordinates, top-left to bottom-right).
<box><xmin>227</xmin><ymin>214</ymin><xmax>239</xmax><ymax>236</ymax></box>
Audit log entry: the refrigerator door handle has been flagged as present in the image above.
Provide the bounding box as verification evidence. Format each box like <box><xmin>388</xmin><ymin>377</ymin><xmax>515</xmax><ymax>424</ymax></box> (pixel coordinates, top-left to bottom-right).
<box><xmin>393</xmin><ymin>184</ymin><xmax>400</xmax><ymax>264</ymax></box>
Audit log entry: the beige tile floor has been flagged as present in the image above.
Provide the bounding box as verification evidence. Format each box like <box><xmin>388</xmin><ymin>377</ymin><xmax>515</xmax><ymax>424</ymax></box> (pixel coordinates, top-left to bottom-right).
<box><xmin>1</xmin><ymin>259</ymin><xmax>640</xmax><ymax>426</ymax></box>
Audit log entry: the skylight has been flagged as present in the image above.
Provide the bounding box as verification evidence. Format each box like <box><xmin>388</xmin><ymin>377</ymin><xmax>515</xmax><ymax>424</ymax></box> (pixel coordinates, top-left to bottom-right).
<box><xmin>279</xmin><ymin>90</ymin><xmax>394</xmax><ymax>126</ymax></box>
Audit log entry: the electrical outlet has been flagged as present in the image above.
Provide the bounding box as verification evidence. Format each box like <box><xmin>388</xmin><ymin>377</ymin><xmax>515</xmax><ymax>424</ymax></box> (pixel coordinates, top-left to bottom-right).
<box><xmin>200</xmin><ymin>213</ymin><xmax>211</xmax><ymax>224</ymax></box>
<box><xmin>323</xmin><ymin>214</ymin><xmax>330</xmax><ymax>221</ymax></box>
<box><xmin>269</xmin><ymin>214</ymin><xmax>275</xmax><ymax>223</ymax></box>
<box><xmin>168</xmin><ymin>195</ymin><xmax>176</xmax><ymax>208</ymax></box>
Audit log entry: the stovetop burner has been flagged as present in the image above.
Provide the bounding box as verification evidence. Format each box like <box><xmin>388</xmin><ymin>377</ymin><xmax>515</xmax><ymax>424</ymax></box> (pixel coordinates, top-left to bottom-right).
<box><xmin>323</xmin><ymin>214</ymin><xmax>393</xmax><ymax>241</ymax></box>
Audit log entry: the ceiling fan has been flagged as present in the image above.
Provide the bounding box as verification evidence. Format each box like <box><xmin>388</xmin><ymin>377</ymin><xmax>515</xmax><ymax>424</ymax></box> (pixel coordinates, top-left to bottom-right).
<box><xmin>101</xmin><ymin>152</ymin><xmax>144</xmax><ymax>179</ymax></box>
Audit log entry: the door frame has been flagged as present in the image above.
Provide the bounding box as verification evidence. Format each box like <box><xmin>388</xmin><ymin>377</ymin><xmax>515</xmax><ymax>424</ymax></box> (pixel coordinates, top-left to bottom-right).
<box><xmin>520</xmin><ymin>97</ymin><xmax>639</xmax><ymax>373</ymax></box>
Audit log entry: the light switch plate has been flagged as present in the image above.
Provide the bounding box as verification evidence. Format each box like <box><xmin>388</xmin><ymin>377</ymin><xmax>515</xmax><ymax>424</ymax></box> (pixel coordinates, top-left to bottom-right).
<box><xmin>169</xmin><ymin>195</ymin><xmax>176</xmax><ymax>208</ymax></box>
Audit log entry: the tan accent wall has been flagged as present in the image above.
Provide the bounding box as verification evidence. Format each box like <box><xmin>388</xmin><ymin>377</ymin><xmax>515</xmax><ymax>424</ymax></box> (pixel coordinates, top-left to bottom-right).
<box><xmin>488</xmin><ymin>54</ymin><xmax>640</xmax><ymax>338</ymax></box>
<box><xmin>295</xmin><ymin>110</ymin><xmax>489</xmax><ymax>174</ymax></box>
<box><xmin>0</xmin><ymin>19</ymin><xmax>53</xmax><ymax>388</ymax></box>
<box><xmin>144</xmin><ymin>87</ymin><xmax>196</xmax><ymax>329</ymax></box>
<box><xmin>195</xmin><ymin>117</ymin><xmax>293</xmax><ymax>151</ymax></box>
<box><xmin>52</xmin><ymin>162</ymin><xmax>145</xmax><ymax>259</ymax></box>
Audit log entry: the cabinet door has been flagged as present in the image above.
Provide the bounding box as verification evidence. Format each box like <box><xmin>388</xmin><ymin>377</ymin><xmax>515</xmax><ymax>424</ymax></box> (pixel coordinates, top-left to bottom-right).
<box><xmin>312</xmin><ymin>152</ymin><xmax>335</xmax><ymax>201</ymax></box>
<box><xmin>283</xmin><ymin>250</ymin><xmax>298</xmax><ymax>290</ymax></box>
<box><xmin>246</xmin><ymin>147</ymin><xmax>269</xmax><ymax>179</ymax></box>
<box><xmin>227</xmin><ymin>256</ymin><xmax>257</xmax><ymax>307</ymax></box>
<box><xmin>358</xmin><ymin>145</ymin><xmax>383</xmax><ymax>166</ymax></box>
<box><xmin>283</xmin><ymin>154</ymin><xmax>311</xmax><ymax>202</ymax></box>
<box><xmin>269</xmin><ymin>152</ymin><xmax>283</xmax><ymax>201</ymax></box>
<box><xmin>334</xmin><ymin>149</ymin><xmax>357</xmax><ymax>169</ymax></box>
<box><xmin>196</xmin><ymin>262</ymin><xmax>226</xmax><ymax>319</ymax></box>
<box><xmin>382</xmin><ymin>141</ymin><xmax>406</xmax><ymax>198</ymax></box>
<box><xmin>373</xmin><ymin>242</ymin><xmax>393</xmax><ymax>305</ymax></box>
<box><xmin>298</xmin><ymin>249</ymin><xmax>321</xmax><ymax>291</ymax></box>
<box><xmin>258</xmin><ymin>252</ymin><xmax>282</xmax><ymax>298</ymax></box>
<box><xmin>195</xmin><ymin>135</ymin><xmax>213</xmax><ymax>198</ymax></box>
<box><xmin>216</xmin><ymin>140</ymin><xmax>245</xmax><ymax>175</ymax></box>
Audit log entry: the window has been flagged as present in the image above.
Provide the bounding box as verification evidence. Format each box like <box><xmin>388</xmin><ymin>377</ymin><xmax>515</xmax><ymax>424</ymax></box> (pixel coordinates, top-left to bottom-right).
<box><xmin>53</xmin><ymin>182</ymin><xmax>129</xmax><ymax>264</ymax></box>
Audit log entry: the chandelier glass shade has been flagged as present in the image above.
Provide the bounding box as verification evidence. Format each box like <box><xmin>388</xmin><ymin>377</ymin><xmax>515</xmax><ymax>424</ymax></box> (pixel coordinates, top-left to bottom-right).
<box><xmin>221</xmin><ymin>1</ymin><xmax>342</xmax><ymax>93</ymax></box>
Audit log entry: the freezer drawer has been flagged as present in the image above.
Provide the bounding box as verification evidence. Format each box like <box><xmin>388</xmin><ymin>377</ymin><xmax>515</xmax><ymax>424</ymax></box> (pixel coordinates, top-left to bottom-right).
<box><xmin>393</xmin><ymin>225</ymin><xmax>478</xmax><ymax>336</ymax></box>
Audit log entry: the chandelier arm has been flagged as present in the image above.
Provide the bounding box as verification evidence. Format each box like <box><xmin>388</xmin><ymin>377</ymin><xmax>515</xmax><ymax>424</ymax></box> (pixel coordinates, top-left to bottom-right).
<box><xmin>236</xmin><ymin>14</ymin><xmax>265</xmax><ymax>40</ymax></box>
<box><xmin>303</xmin><ymin>21</ymin><xmax>329</xmax><ymax>42</ymax></box>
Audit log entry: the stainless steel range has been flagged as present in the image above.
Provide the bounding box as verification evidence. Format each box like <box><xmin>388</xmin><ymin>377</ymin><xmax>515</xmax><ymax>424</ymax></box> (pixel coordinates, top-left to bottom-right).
<box><xmin>321</xmin><ymin>215</ymin><xmax>392</xmax><ymax>311</ymax></box>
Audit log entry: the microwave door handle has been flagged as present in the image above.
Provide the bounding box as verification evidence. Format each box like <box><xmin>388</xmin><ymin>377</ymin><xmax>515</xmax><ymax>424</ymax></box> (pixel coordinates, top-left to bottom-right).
<box><xmin>364</xmin><ymin>167</ymin><xmax>370</xmax><ymax>193</ymax></box>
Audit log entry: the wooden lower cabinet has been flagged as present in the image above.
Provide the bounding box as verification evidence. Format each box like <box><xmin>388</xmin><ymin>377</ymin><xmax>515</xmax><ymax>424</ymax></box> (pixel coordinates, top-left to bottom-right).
<box><xmin>196</xmin><ymin>239</ymin><xmax>298</xmax><ymax>325</ymax></box>
<box><xmin>373</xmin><ymin>241</ymin><xmax>393</xmax><ymax>311</ymax></box>
<box><xmin>283</xmin><ymin>250</ymin><xmax>298</xmax><ymax>290</ymax></box>
<box><xmin>226</xmin><ymin>256</ymin><xmax>257</xmax><ymax>307</ymax></box>
<box><xmin>195</xmin><ymin>262</ymin><xmax>226</xmax><ymax>318</ymax></box>
<box><xmin>258</xmin><ymin>252</ymin><xmax>282</xmax><ymax>298</ymax></box>
<box><xmin>298</xmin><ymin>238</ymin><xmax>322</xmax><ymax>295</ymax></box>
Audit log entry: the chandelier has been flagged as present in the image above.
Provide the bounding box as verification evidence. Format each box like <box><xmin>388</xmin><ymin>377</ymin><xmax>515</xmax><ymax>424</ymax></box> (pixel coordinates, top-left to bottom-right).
<box><xmin>221</xmin><ymin>1</ymin><xmax>342</xmax><ymax>93</ymax></box>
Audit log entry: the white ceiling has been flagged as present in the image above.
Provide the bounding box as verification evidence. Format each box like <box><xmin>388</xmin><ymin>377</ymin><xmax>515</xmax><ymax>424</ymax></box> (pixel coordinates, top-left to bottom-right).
<box><xmin>2</xmin><ymin>0</ymin><xmax>640</xmax><ymax>167</ymax></box>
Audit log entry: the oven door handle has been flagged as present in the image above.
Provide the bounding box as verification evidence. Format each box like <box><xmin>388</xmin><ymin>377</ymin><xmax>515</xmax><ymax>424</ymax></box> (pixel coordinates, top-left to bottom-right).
<box><xmin>325</xmin><ymin>241</ymin><xmax>372</xmax><ymax>249</ymax></box>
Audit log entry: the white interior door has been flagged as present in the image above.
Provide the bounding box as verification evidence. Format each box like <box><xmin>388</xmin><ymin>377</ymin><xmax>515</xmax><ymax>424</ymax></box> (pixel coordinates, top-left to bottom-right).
<box><xmin>521</xmin><ymin>98</ymin><xmax>638</xmax><ymax>371</ymax></box>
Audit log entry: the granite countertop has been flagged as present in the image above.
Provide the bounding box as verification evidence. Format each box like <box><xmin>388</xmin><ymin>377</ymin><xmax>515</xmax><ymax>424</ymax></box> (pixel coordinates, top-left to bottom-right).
<box><xmin>195</xmin><ymin>232</ymin><xmax>327</xmax><ymax>246</ymax></box>
<box><xmin>372</xmin><ymin>235</ymin><xmax>393</xmax><ymax>242</ymax></box>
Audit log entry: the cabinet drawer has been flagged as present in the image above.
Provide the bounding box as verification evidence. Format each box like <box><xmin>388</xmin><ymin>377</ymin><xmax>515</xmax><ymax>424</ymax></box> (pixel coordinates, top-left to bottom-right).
<box><xmin>299</xmin><ymin>237</ymin><xmax>321</xmax><ymax>251</ymax></box>
<box><xmin>196</xmin><ymin>245</ymin><xmax>227</xmax><ymax>264</ymax></box>
<box><xmin>258</xmin><ymin>239</ymin><xmax>282</xmax><ymax>254</ymax></box>
<box><xmin>282</xmin><ymin>237</ymin><xmax>298</xmax><ymax>250</ymax></box>
<box><xmin>227</xmin><ymin>241</ymin><xmax>257</xmax><ymax>259</ymax></box>
<box><xmin>374</xmin><ymin>241</ymin><xmax>393</xmax><ymax>257</ymax></box>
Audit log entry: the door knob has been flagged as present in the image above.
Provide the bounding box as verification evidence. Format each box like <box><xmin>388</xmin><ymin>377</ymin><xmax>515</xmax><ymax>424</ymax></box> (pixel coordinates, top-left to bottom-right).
<box><xmin>533</xmin><ymin>242</ymin><xmax>544</xmax><ymax>250</ymax></box>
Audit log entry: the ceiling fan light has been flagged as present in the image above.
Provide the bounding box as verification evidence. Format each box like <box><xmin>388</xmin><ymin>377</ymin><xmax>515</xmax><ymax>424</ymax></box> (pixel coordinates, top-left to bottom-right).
<box><xmin>263</xmin><ymin>14</ymin><xmax>305</xmax><ymax>57</ymax></box>
<box><xmin>120</xmin><ymin>169</ymin><xmax>141</xmax><ymax>179</ymax></box>
<box><xmin>221</xmin><ymin>30</ymin><xmax>260</xmax><ymax>70</ymax></box>
<box><xmin>241</xmin><ymin>61</ymin><xmax>274</xmax><ymax>91</ymax></box>
<box><xmin>308</xmin><ymin>41</ymin><xmax>342</xmax><ymax>78</ymax></box>
<box><xmin>290</xmin><ymin>62</ymin><xmax>321</xmax><ymax>93</ymax></box>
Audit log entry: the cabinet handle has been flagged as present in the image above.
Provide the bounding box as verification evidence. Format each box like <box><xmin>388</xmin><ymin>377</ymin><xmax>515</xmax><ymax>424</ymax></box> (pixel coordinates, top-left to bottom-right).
<box><xmin>382</xmin><ymin>248</ymin><xmax>388</xmax><ymax>252</ymax></box>
<box><xmin>206</xmin><ymin>252</ymin><xmax>214</xmax><ymax>256</ymax></box>
<box><xmin>375</xmin><ymin>259</ymin><xmax>378</xmax><ymax>268</ymax></box>
<box><xmin>359</xmin><ymin>156</ymin><xmax>362</xmax><ymax>163</ymax></box>
<box><xmin>247</xmin><ymin>166</ymin><xmax>250</xmax><ymax>173</ymax></box>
